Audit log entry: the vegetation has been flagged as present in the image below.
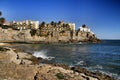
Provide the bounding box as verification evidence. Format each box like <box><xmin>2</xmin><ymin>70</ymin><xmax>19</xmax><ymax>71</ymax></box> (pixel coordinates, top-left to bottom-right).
<box><xmin>38</xmin><ymin>21</ymin><xmax>71</xmax><ymax>32</ymax></box>
<box><xmin>58</xmin><ymin>21</ymin><xmax>62</xmax><ymax>25</ymax></box>
<box><xmin>0</xmin><ymin>11</ymin><xmax>6</xmax><ymax>26</ymax></box>
<box><xmin>55</xmin><ymin>73</ymin><xmax>64</xmax><ymax>79</ymax></box>
<box><xmin>0</xmin><ymin>11</ymin><xmax>2</xmax><ymax>16</ymax></box>
<box><xmin>0</xmin><ymin>17</ymin><xmax>6</xmax><ymax>25</ymax></box>
<box><xmin>40</xmin><ymin>21</ymin><xmax>45</xmax><ymax>27</ymax></box>
<box><xmin>39</xmin><ymin>31</ymin><xmax>49</xmax><ymax>37</ymax></box>
<box><xmin>50</xmin><ymin>21</ymin><xmax>54</xmax><ymax>25</ymax></box>
<box><xmin>82</xmin><ymin>24</ymin><xmax>87</xmax><ymax>28</ymax></box>
<box><xmin>0</xmin><ymin>47</ymin><xmax>10</xmax><ymax>52</ymax></box>
<box><xmin>30</xmin><ymin>29</ymin><xmax>37</xmax><ymax>36</ymax></box>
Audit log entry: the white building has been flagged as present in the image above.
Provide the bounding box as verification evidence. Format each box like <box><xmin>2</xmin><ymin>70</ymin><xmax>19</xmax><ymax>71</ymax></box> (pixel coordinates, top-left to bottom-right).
<box><xmin>32</xmin><ymin>21</ymin><xmax>39</xmax><ymax>29</ymax></box>
<box><xmin>68</xmin><ymin>23</ymin><xmax>75</xmax><ymax>31</ymax></box>
<box><xmin>10</xmin><ymin>20</ymin><xmax>39</xmax><ymax>30</ymax></box>
<box><xmin>79</xmin><ymin>26</ymin><xmax>90</xmax><ymax>32</ymax></box>
<box><xmin>79</xmin><ymin>25</ymin><xmax>95</xmax><ymax>35</ymax></box>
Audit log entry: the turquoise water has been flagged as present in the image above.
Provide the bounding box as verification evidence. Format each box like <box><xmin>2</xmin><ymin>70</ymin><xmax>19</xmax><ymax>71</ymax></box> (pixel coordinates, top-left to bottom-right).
<box><xmin>12</xmin><ymin>40</ymin><xmax>120</xmax><ymax>79</ymax></box>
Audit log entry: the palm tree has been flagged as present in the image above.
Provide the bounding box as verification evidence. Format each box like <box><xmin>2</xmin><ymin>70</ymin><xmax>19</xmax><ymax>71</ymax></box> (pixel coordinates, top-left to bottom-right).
<box><xmin>55</xmin><ymin>22</ymin><xmax>57</xmax><ymax>26</ymax></box>
<box><xmin>0</xmin><ymin>17</ymin><xmax>6</xmax><ymax>25</ymax></box>
<box><xmin>41</xmin><ymin>21</ymin><xmax>46</xmax><ymax>27</ymax></box>
<box><xmin>0</xmin><ymin>11</ymin><xmax>2</xmax><ymax>16</ymax></box>
<box><xmin>82</xmin><ymin>24</ymin><xmax>86</xmax><ymax>28</ymax></box>
<box><xmin>0</xmin><ymin>11</ymin><xmax>6</xmax><ymax>26</ymax></box>
<box><xmin>58</xmin><ymin>21</ymin><xmax>62</xmax><ymax>25</ymax></box>
<box><xmin>50</xmin><ymin>21</ymin><xmax>54</xmax><ymax>25</ymax></box>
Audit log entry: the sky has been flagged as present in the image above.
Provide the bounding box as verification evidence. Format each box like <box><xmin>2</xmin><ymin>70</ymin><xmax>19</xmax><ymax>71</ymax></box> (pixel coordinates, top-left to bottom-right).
<box><xmin>0</xmin><ymin>0</ymin><xmax>120</xmax><ymax>39</ymax></box>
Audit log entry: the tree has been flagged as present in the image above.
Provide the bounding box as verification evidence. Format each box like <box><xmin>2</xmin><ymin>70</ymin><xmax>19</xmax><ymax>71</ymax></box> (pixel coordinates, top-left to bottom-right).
<box><xmin>54</xmin><ymin>22</ymin><xmax>57</xmax><ymax>27</ymax></box>
<box><xmin>58</xmin><ymin>21</ymin><xmax>62</xmax><ymax>25</ymax></box>
<box><xmin>41</xmin><ymin>21</ymin><xmax>45</xmax><ymax>26</ymax></box>
<box><xmin>63</xmin><ymin>23</ymin><xmax>66</xmax><ymax>27</ymax></box>
<box><xmin>0</xmin><ymin>11</ymin><xmax>2</xmax><ymax>16</ymax></box>
<box><xmin>30</xmin><ymin>29</ymin><xmax>37</xmax><ymax>36</ymax></box>
<box><xmin>66</xmin><ymin>24</ymin><xmax>69</xmax><ymax>27</ymax></box>
<box><xmin>82</xmin><ymin>24</ymin><xmax>86</xmax><ymax>28</ymax></box>
<box><xmin>0</xmin><ymin>11</ymin><xmax>6</xmax><ymax>25</ymax></box>
<box><xmin>0</xmin><ymin>17</ymin><xmax>6</xmax><ymax>25</ymax></box>
<box><xmin>50</xmin><ymin>21</ymin><xmax>54</xmax><ymax>25</ymax></box>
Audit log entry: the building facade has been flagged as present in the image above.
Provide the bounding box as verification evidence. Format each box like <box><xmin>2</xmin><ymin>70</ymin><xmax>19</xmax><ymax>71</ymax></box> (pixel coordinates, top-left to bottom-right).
<box><xmin>39</xmin><ymin>22</ymin><xmax>75</xmax><ymax>32</ymax></box>
<box><xmin>68</xmin><ymin>23</ymin><xmax>75</xmax><ymax>31</ymax></box>
<box><xmin>10</xmin><ymin>20</ymin><xmax>39</xmax><ymax>30</ymax></box>
<box><xmin>79</xmin><ymin>26</ymin><xmax>91</xmax><ymax>32</ymax></box>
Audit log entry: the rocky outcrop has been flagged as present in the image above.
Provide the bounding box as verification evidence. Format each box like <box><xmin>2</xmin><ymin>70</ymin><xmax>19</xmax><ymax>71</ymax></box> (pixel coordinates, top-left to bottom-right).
<box><xmin>0</xmin><ymin>47</ymin><xmax>114</xmax><ymax>80</ymax></box>
<box><xmin>0</xmin><ymin>28</ymin><xmax>33</xmax><ymax>42</ymax></box>
<box><xmin>76</xmin><ymin>31</ymin><xmax>100</xmax><ymax>42</ymax></box>
<box><xmin>0</xmin><ymin>47</ymin><xmax>40</xmax><ymax>65</ymax></box>
<box><xmin>0</xmin><ymin>27</ymin><xmax>100</xmax><ymax>43</ymax></box>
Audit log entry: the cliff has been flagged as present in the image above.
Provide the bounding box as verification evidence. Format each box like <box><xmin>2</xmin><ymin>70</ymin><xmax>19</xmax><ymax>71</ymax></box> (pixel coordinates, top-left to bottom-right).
<box><xmin>0</xmin><ymin>47</ymin><xmax>114</xmax><ymax>80</ymax></box>
<box><xmin>0</xmin><ymin>27</ymin><xmax>100</xmax><ymax>43</ymax></box>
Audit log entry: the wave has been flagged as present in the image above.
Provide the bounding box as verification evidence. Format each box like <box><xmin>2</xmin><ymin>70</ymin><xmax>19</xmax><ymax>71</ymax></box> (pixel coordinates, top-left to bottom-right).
<box><xmin>33</xmin><ymin>50</ymin><xmax>54</xmax><ymax>60</ymax></box>
<box><xmin>75</xmin><ymin>60</ymin><xmax>86</xmax><ymax>66</ymax></box>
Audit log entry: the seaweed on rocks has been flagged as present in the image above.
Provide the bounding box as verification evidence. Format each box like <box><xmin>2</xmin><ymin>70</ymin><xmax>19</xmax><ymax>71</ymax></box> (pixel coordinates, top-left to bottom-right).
<box><xmin>0</xmin><ymin>47</ymin><xmax>10</xmax><ymax>52</ymax></box>
<box><xmin>70</xmin><ymin>67</ymin><xmax>115</xmax><ymax>80</ymax></box>
<box><xmin>55</xmin><ymin>73</ymin><xmax>65</xmax><ymax>79</ymax></box>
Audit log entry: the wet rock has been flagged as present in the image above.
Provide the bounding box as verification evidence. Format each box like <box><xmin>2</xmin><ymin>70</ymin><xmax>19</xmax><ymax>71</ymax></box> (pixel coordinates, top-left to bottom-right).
<box><xmin>13</xmin><ymin>48</ymin><xmax>25</xmax><ymax>53</ymax></box>
<box><xmin>52</xmin><ymin>63</ymin><xmax>71</xmax><ymax>70</ymax></box>
<box><xmin>71</xmin><ymin>67</ymin><xmax>115</xmax><ymax>80</ymax></box>
<box><xmin>0</xmin><ymin>47</ymin><xmax>10</xmax><ymax>51</ymax></box>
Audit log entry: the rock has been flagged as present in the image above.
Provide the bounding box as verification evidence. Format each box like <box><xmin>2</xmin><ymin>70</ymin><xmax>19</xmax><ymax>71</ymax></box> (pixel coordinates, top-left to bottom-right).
<box><xmin>70</xmin><ymin>67</ymin><xmax>115</xmax><ymax>80</ymax></box>
<box><xmin>0</xmin><ymin>28</ymin><xmax>100</xmax><ymax>43</ymax></box>
<box><xmin>20</xmin><ymin>59</ymin><xmax>32</xmax><ymax>65</ymax></box>
<box><xmin>52</xmin><ymin>63</ymin><xmax>71</xmax><ymax>70</ymax></box>
<box><xmin>0</xmin><ymin>63</ymin><xmax>38</xmax><ymax>80</ymax></box>
<box><xmin>13</xmin><ymin>48</ymin><xmax>25</xmax><ymax>53</ymax></box>
<box><xmin>0</xmin><ymin>43</ymin><xmax>11</xmax><ymax>46</ymax></box>
<box><xmin>0</xmin><ymin>47</ymin><xmax>40</xmax><ymax>65</ymax></box>
<box><xmin>0</xmin><ymin>47</ymin><xmax>114</xmax><ymax>80</ymax></box>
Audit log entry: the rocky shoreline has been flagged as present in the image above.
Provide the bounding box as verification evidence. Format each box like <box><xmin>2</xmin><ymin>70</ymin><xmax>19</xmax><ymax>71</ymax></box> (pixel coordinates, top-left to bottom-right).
<box><xmin>0</xmin><ymin>46</ymin><xmax>114</xmax><ymax>80</ymax></box>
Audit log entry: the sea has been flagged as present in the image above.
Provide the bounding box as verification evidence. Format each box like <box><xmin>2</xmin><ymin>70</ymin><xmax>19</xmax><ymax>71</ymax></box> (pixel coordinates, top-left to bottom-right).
<box><xmin>11</xmin><ymin>40</ymin><xmax>120</xmax><ymax>80</ymax></box>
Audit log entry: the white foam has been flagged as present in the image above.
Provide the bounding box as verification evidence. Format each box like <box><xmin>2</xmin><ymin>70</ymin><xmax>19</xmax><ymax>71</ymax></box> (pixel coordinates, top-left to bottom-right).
<box><xmin>33</xmin><ymin>50</ymin><xmax>54</xmax><ymax>60</ymax></box>
<box><xmin>78</xmin><ymin>42</ymin><xmax>82</xmax><ymax>44</ymax></box>
<box><xmin>85</xmin><ymin>66</ymin><xmax>120</xmax><ymax>80</ymax></box>
<box><xmin>85</xmin><ymin>65</ymin><xmax>103</xmax><ymax>70</ymax></box>
<box><xmin>98</xmin><ymin>70</ymin><xmax>120</xmax><ymax>80</ymax></box>
<box><xmin>95</xmin><ymin>65</ymin><xmax>103</xmax><ymax>69</ymax></box>
<box><xmin>76</xmin><ymin>60</ymin><xmax>85</xmax><ymax>66</ymax></box>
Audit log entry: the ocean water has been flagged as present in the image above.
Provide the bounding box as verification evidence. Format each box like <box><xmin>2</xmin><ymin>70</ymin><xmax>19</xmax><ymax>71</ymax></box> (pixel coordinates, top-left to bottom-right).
<box><xmin>11</xmin><ymin>40</ymin><xmax>120</xmax><ymax>80</ymax></box>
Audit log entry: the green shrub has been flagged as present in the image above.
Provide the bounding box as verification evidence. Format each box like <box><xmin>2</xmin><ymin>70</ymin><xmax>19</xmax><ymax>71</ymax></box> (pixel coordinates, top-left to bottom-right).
<box><xmin>30</xmin><ymin>29</ymin><xmax>37</xmax><ymax>36</ymax></box>
<box><xmin>55</xmin><ymin>73</ymin><xmax>64</xmax><ymax>79</ymax></box>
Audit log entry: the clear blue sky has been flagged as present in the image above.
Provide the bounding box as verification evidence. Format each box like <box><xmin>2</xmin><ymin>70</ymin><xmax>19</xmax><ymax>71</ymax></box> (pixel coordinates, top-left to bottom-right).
<box><xmin>0</xmin><ymin>0</ymin><xmax>120</xmax><ymax>39</ymax></box>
